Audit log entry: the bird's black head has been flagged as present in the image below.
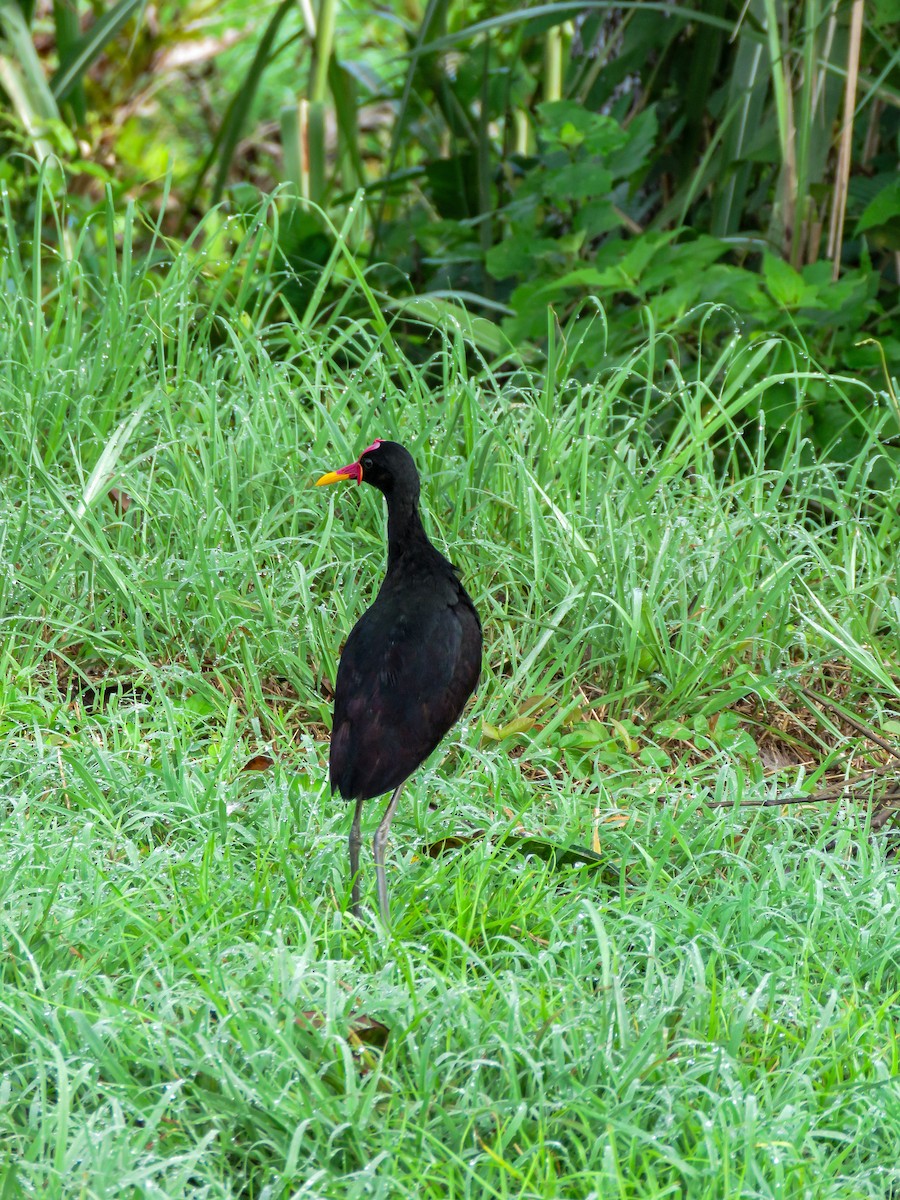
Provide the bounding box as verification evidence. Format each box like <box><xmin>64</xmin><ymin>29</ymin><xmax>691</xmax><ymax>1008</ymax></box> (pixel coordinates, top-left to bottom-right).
<box><xmin>316</xmin><ymin>439</ymin><xmax>421</xmax><ymax>504</ymax></box>
<box><xmin>356</xmin><ymin>440</ymin><xmax>420</xmax><ymax>500</ymax></box>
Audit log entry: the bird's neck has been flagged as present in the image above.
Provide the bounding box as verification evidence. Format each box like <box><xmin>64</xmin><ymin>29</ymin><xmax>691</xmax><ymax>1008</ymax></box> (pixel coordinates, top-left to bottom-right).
<box><xmin>385</xmin><ymin>495</ymin><xmax>431</xmax><ymax>570</ymax></box>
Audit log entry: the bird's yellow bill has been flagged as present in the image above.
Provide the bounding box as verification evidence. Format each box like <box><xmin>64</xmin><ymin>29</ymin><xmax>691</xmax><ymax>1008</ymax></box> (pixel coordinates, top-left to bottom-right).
<box><xmin>315</xmin><ymin>458</ymin><xmax>363</xmax><ymax>486</ymax></box>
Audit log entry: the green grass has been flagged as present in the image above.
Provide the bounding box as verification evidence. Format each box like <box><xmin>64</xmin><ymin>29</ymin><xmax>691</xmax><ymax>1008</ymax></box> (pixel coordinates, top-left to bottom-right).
<box><xmin>2</xmin><ymin>194</ymin><xmax>900</xmax><ymax>1198</ymax></box>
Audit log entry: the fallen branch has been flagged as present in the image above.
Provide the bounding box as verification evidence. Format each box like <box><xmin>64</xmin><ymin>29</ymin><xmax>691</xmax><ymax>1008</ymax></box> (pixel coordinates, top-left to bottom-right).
<box><xmin>705</xmin><ymin>771</ymin><xmax>900</xmax><ymax>810</ymax></box>
<box><xmin>800</xmin><ymin>687</ymin><xmax>900</xmax><ymax>765</ymax></box>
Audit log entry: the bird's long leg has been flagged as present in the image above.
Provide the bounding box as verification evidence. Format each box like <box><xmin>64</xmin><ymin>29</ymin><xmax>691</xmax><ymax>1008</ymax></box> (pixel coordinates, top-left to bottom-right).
<box><xmin>372</xmin><ymin>783</ymin><xmax>405</xmax><ymax>928</ymax></box>
<box><xmin>348</xmin><ymin>796</ymin><xmax>365</xmax><ymax>918</ymax></box>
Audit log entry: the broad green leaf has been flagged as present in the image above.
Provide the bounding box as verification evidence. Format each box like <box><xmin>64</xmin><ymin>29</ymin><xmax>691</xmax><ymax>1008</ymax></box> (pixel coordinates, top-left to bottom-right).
<box><xmin>486</xmin><ymin>236</ymin><xmax>559</xmax><ymax>279</ymax></box>
<box><xmin>654</xmin><ymin>720</ymin><xmax>693</xmax><ymax>741</ymax></box>
<box><xmin>544</xmin><ymin>162</ymin><xmax>613</xmax><ymax>202</ymax></box>
<box><xmin>763</xmin><ymin>254</ymin><xmax>806</xmax><ymax>307</ymax></box>
<box><xmin>856</xmin><ymin>179</ymin><xmax>900</xmax><ymax>234</ymax></box>
<box><xmin>384</xmin><ymin>295</ymin><xmax>512</xmax><ymax>359</ymax></box>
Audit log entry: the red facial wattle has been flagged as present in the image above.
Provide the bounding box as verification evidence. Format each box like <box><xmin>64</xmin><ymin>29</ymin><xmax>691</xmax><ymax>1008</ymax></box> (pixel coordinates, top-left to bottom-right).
<box><xmin>315</xmin><ymin>440</ymin><xmax>383</xmax><ymax>488</ymax></box>
<box><xmin>336</xmin><ymin>461</ymin><xmax>363</xmax><ymax>484</ymax></box>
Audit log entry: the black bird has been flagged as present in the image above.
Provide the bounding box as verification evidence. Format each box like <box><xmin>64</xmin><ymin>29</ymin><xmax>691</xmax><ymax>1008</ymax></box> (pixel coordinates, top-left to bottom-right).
<box><xmin>315</xmin><ymin>439</ymin><xmax>482</xmax><ymax>925</ymax></box>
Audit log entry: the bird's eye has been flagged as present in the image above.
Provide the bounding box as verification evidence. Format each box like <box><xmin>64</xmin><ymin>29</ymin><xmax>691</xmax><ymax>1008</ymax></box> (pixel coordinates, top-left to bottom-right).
<box><xmin>363</xmin><ymin>457</ymin><xmax>373</xmax><ymax>470</ymax></box>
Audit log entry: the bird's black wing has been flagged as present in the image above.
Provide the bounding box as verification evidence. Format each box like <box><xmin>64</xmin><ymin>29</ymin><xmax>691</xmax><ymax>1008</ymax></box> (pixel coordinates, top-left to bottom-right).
<box><xmin>330</xmin><ymin>585</ymin><xmax>481</xmax><ymax>801</ymax></box>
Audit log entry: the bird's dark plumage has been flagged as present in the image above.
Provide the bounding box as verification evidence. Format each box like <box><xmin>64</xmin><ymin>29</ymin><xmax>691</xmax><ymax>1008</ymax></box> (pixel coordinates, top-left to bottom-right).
<box><xmin>315</xmin><ymin>439</ymin><xmax>482</xmax><ymax>924</ymax></box>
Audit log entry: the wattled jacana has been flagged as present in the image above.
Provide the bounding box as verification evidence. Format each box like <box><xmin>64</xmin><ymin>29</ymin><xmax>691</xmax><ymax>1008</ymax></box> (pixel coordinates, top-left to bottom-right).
<box><xmin>316</xmin><ymin>440</ymin><xmax>482</xmax><ymax>925</ymax></box>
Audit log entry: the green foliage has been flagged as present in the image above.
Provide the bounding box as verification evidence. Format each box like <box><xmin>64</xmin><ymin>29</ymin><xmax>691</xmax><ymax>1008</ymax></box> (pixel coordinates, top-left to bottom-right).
<box><xmin>1</xmin><ymin>1</ymin><xmax>898</xmax><ymax>445</ymax></box>
<box><xmin>473</xmin><ymin>100</ymin><xmax>889</xmax><ymax>424</ymax></box>
<box><xmin>2</xmin><ymin>190</ymin><xmax>900</xmax><ymax>1197</ymax></box>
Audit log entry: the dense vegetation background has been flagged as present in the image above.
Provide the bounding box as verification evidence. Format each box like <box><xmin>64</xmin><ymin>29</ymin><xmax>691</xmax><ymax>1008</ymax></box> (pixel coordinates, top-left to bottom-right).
<box><xmin>3</xmin><ymin>0</ymin><xmax>899</xmax><ymax>402</ymax></box>
<box><xmin>1</xmin><ymin>1</ymin><xmax>900</xmax><ymax>1196</ymax></box>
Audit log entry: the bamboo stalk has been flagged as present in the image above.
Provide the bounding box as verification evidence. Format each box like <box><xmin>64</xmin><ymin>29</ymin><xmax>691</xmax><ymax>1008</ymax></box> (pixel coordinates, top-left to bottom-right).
<box><xmin>543</xmin><ymin>23</ymin><xmax>563</xmax><ymax>104</ymax></box>
<box><xmin>762</xmin><ymin>0</ymin><xmax>794</xmax><ymax>256</ymax></box>
<box><xmin>310</xmin><ymin>0</ymin><xmax>337</xmax><ymax>105</ymax></box>
<box><xmin>827</xmin><ymin>0</ymin><xmax>864</xmax><ymax>280</ymax></box>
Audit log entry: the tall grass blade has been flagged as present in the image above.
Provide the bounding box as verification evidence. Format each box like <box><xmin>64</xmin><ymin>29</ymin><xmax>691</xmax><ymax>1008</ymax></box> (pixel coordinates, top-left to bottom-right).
<box><xmin>74</xmin><ymin>401</ymin><xmax>149</xmax><ymax>519</ymax></box>
<box><xmin>52</xmin><ymin>0</ymin><xmax>86</xmax><ymax>124</ymax></box>
<box><xmin>184</xmin><ymin>0</ymin><xmax>295</xmax><ymax>215</ymax></box>
<box><xmin>0</xmin><ymin>0</ymin><xmax>60</xmax><ymax>163</ymax></box>
<box><xmin>50</xmin><ymin>0</ymin><xmax>146</xmax><ymax>102</ymax></box>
